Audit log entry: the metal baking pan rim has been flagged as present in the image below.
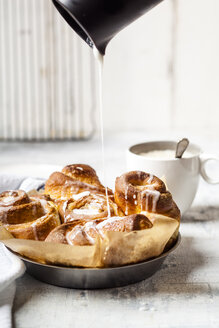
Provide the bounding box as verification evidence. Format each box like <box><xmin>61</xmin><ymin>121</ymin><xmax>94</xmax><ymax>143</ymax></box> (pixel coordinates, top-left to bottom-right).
<box><xmin>6</xmin><ymin>233</ymin><xmax>181</xmax><ymax>271</ymax></box>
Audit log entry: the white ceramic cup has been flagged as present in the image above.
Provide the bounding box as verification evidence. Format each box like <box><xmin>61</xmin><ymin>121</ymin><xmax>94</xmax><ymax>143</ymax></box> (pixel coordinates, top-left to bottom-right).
<box><xmin>126</xmin><ymin>141</ymin><xmax>219</xmax><ymax>214</ymax></box>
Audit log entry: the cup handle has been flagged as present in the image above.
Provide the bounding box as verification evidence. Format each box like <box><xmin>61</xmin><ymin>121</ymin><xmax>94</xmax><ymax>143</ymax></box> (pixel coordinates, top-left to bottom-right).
<box><xmin>200</xmin><ymin>154</ymin><xmax>219</xmax><ymax>184</ymax></box>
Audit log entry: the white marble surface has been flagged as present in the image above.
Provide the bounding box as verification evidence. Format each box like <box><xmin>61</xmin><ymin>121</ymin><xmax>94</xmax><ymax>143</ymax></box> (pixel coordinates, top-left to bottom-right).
<box><xmin>0</xmin><ymin>130</ymin><xmax>219</xmax><ymax>328</ymax></box>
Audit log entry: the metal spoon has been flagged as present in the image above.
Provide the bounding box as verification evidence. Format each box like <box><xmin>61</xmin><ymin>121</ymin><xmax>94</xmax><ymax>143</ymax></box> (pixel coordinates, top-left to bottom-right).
<box><xmin>175</xmin><ymin>138</ymin><xmax>189</xmax><ymax>158</ymax></box>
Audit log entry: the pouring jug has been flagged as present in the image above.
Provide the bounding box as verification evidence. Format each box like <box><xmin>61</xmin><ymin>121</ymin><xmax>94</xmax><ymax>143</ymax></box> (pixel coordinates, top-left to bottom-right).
<box><xmin>52</xmin><ymin>0</ymin><xmax>164</xmax><ymax>55</ymax></box>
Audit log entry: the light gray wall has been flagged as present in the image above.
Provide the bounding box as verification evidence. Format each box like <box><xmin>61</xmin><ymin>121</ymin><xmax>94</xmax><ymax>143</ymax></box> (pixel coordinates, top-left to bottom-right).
<box><xmin>0</xmin><ymin>0</ymin><xmax>97</xmax><ymax>140</ymax></box>
<box><xmin>103</xmin><ymin>0</ymin><xmax>219</xmax><ymax>135</ymax></box>
<box><xmin>0</xmin><ymin>0</ymin><xmax>219</xmax><ymax>139</ymax></box>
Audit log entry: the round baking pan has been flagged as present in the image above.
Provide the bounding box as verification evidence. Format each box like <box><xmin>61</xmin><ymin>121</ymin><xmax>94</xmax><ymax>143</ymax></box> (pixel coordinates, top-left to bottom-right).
<box><xmin>8</xmin><ymin>233</ymin><xmax>181</xmax><ymax>289</ymax></box>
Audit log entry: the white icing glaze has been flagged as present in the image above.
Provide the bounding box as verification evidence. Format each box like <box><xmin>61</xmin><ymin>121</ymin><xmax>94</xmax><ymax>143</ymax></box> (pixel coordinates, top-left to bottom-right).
<box><xmin>64</xmin><ymin>214</ymin><xmax>72</xmax><ymax>222</ymax></box>
<box><xmin>66</xmin><ymin>230</ymin><xmax>74</xmax><ymax>245</ymax></box>
<box><xmin>72</xmin><ymin>191</ymin><xmax>90</xmax><ymax>201</ymax></box>
<box><xmin>146</xmin><ymin>185</ymin><xmax>155</xmax><ymax>190</ymax></box>
<box><xmin>125</xmin><ymin>185</ymin><xmax>129</xmax><ymax>215</ymax></box>
<box><xmin>73</xmin><ymin>208</ymin><xmax>100</xmax><ymax>215</ymax></box>
<box><xmin>65</xmin><ymin>194</ymin><xmax>108</xmax><ymax>219</ymax></box>
<box><xmin>31</xmin><ymin>221</ymin><xmax>39</xmax><ymax>241</ymax></box>
<box><xmin>147</xmin><ymin>174</ymin><xmax>154</xmax><ymax>184</ymax></box>
<box><xmin>38</xmin><ymin>198</ymin><xmax>47</xmax><ymax>208</ymax></box>
<box><xmin>93</xmin><ymin>46</ymin><xmax>111</xmax><ymax>219</ymax></box>
<box><xmin>66</xmin><ymin>226</ymin><xmax>95</xmax><ymax>245</ymax></box>
<box><xmin>84</xmin><ymin>221</ymin><xmax>97</xmax><ymax>229</ymax></box>
<box><xmin>83</xmin><ymin>233</ymin><xmax>95</xmax><ymax>245</ymax></box>
<box><xmin>67</xmin><ymin>216</ymin><xmax>128</xmax><ymax>246</ymax></box>
<box><xmin>2</xmin><ymin>196</ymin><xmax>15</xmax><ymax>204</ymax></box>
<box><xmin>141</xmin><ymin>189</ymin><xmax>160</xmax><ymax>212</ymax></box>
<box><xmin>76</xmin><ymin>166</ymin><xmax>83</xmax><ymax>171</ymax></box>
<box><xmin>62</xmin><ymin>200</ymin><xmax>68</xmax><ymax>214</ymax></box>
<box><xmin>70</xmin><ymin>186</ymin><xmax>79</xmax><ymax>194</ymax></box>
<box><xmin>84</xmin><ymin>221</ymin><xmax>99</xmax><ymax>241</ymax></box>
<box><xmin>65</xmin><ymin>229</ymin><xmax>84</xmax><ymax>245</ymax></box>
<box><xmin>151</xmin><ymin>190</ymin><xmax>161</xmax><ymax>212</ymax></box>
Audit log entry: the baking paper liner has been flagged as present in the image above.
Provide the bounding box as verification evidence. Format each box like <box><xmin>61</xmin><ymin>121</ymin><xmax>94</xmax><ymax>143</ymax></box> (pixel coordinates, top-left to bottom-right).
<box><xmin>0</xmin><ymin>214</ymin><xmax>179</xmax><ymax>268</ymax></box>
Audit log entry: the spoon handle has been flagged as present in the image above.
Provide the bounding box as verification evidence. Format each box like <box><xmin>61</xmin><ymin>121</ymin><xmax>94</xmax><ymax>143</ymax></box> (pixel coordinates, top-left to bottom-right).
<box><xmin>175</xmin><ymin>138</ymin><xmax>189</xmax><ymax>158</ymax></box>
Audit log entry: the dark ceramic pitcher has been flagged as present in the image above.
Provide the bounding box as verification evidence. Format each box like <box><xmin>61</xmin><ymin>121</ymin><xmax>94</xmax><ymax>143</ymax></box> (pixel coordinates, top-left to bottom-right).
<box><xmin>52</xmin><ymin>0</ymin><xmax>164</xmax><ymax>55</ymax></box>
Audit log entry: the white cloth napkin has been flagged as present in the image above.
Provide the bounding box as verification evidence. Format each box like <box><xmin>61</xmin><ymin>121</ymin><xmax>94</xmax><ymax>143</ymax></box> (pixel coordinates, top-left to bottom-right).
<box><xmin>0</xmin><ymin>173</ymin><xmax>45</xmax><ymax>193</ymax></box>
<box><xmin>0</xmin><ymin>244</ymin><xmax>25</xmax><ymax>328</ymax></box>
<box><xmin>0</xmin><ymin>174</ymin><xmax>45</xmax><ymax>328</ymax></box>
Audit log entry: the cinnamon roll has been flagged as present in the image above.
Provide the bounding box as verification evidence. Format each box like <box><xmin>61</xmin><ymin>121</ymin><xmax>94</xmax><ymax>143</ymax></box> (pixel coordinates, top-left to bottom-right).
<box><xmin>57</xmin><ymin>193</ymin><xmax>123</xmax><ymax>223</ymax></box>
<box><xmin>45</xmin><ymin>214</ymin><xmax>153</xmax><ymax>246</ymax></box>
<box><xmin>45</xmin><ymin>164</ymin><xmax>113</xmax><ymax>200</ymax></box>
<box><xmin>0</xmin><ymin>190</ymin><xmax>60</xmax><ymax>240</ymax></box>
<box><xmin>115</xmin><ymin>171</ymin><xmax>180</xmax><ymax>222</ymax></box>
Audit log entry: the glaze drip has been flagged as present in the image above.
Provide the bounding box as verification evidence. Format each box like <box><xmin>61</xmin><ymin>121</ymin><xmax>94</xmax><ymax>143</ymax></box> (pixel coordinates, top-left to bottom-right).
<box><xmin>93</xmin><ymin>47</ymin><xmax>111</xmax><ymax>218</ymax></box>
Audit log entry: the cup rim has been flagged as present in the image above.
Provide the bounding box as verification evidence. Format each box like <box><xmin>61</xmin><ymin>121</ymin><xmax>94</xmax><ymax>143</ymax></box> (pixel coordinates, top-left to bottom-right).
<box><xmin>128</xmin><ymin>140</ymin><xmax>202</xmax><ymax>161</ymax></box>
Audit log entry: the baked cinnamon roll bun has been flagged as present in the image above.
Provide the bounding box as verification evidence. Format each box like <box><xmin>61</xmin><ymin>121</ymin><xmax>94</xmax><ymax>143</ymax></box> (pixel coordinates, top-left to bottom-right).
<box><xmin>45</xmin><ymin>164</ymin><xmax>113</xmax><ymax>200</ymax></box>
<box><xmin>45</xmin><ymin>214</ymin><xmax>153</xmax><ymax>246</ymax></box>
<box><xmin>115</xmin><ymin>171</ymin><xmax>180</xmax><ymax>222</ymax></box>
<box><xmin>57</xmin><ymin>193</ymin><xmax>123</xmax><ymax>223</ymax></box>
<box><xmin>0</xmin><ymin>190</ymin><xmax>60</xmax><ymax>240</ymax></box>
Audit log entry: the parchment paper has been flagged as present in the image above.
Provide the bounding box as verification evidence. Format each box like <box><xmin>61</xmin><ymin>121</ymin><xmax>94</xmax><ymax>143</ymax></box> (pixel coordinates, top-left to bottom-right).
<box><xmin>0</xmin><ymin>214</ymin><xmax>179</xmax><ymax>268</ymax></box>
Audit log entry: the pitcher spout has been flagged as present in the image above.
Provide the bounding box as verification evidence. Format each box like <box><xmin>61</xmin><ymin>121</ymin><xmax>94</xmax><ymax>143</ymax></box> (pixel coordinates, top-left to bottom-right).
<box><xmin>52</xmin><ymin>0</ymin><xmax>164</xmax><ymax>56</ymax></box>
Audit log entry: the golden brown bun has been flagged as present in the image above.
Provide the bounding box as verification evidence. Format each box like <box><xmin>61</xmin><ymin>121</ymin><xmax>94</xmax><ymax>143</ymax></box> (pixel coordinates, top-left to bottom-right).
<box><xmin>62</xmin><ymin>164</ymin><xmax>103</xmax><ymax>186</ymax></box>
<box><xmin>57</xmin><ymin>193</ymin><xmax>124</xmax><ymax>223</ymax></box>
<box><xmin>0</xmin><ymin>190</ymin><xmax>61</xmax><ymax>241</ymax></box>
<box><xmin>115</xmin><ymin>171</ymin><xmax>180</xmax><ymax>221</ymax></box>
<box><xmin>45</xmin><ymin>214</ymin><xmax>153</xmax><ymax>246</ymax></box>
<box><xmin>45</xmin><ymin>164</ymin><xmax>113</xmax><ymax>200</ymax></box>
<box><xmin>115</xmin><ymin>171</ymin><xmax>180</xmax><ymax>249</ymax></box>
